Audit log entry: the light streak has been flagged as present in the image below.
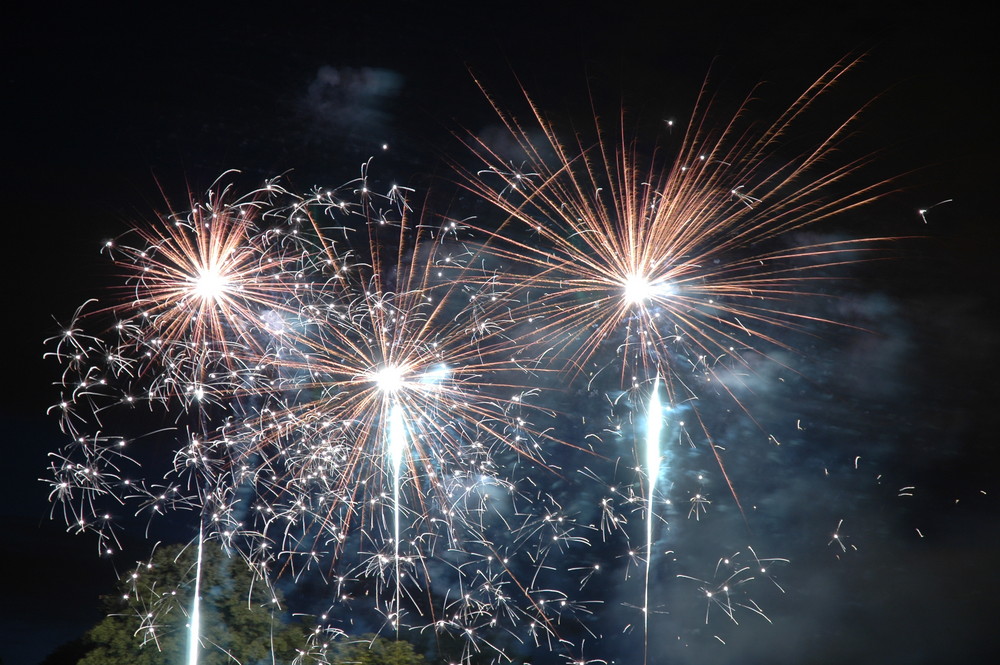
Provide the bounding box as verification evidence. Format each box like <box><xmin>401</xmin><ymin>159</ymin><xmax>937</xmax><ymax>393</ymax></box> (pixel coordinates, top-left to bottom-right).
<box><xmin>388</xmin><ymin>402</ymin><xmax>407</xmax><ymax>631</ymax></box>
<box><xmin>187</xmin><ymin>525</ymin><xmax>204</xmax><ymax>665</ymax></box>
<box><xmin>643</xmin><ymin>377</ymin><xmax>663</xmax><ymax>665</ymax></box>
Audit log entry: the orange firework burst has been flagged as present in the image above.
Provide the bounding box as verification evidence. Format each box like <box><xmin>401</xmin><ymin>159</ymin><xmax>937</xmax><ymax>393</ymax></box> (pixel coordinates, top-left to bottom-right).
<box><xmin>101</xmin><ymin>177</ymin><xmax>327</xmax><ymax>403</ymax></box>
<box><xmin>225</xmin><ymin>208</ymin><xmax>553</xmax><ymax>540</ymax></box>
<box><xmin>191</xmin><ymin>193</ymin><xmax>574</xmax><ymax>636</ymax></box>
<box><xmin>457</xmin><ymin>58</ymin><xmax>900</xmax><ymax>403</ymax></box>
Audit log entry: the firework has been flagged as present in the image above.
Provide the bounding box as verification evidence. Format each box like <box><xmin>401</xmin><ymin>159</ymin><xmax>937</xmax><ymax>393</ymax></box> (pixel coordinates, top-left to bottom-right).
<box><xmin>449</xmin><ymin>57</ymin><xmax>901</xmax><ymax>658</ymax></box>
<box><xmin>456</xmin><ymin>58</ymin><xmax>897</xmax><ymax>404</ymax></box>
<box><xmin>45</xmin><ymin>62</ymin><xmax>901</xmax><ymax>664</ymax></box>
<box><xmin>46</xmin><ymin>166</ymin><xmax>584</xmax><ymax>663</ymax></box>
<box><xmin>214</xmin><ymin>194</ymin><xmax>571</xmax><ymax>639</ymax></box>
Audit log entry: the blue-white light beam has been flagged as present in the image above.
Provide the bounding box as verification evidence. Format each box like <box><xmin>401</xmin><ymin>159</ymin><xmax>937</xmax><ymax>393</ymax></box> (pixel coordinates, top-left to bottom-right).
<box><xmin>388</xmin><ymin>403</ymin><xmax>407</xmax><ymax>630</ymax></box>
<box><xmin>644</xmin><ymin>377</ymin><xmax>664</xmax><ymax>664</ymax></box>
<box><xmin>186</xmin><ymin>525</ymin><xmax>204</xmax><ymax>665</ymax></box>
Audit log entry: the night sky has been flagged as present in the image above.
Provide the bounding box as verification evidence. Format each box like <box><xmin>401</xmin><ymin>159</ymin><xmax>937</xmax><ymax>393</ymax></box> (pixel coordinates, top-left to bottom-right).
<box><xmin>4</xmin><ymin>3</ymin><xmax>998</xmax><ymax>664</ymax></box>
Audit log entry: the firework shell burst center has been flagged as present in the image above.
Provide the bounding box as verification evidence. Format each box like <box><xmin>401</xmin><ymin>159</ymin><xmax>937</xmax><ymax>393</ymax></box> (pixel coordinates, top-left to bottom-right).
<box><xmin>44</xmin><ymin>59</ymin><xmax>901</xmax><ymax>664</ymax></box>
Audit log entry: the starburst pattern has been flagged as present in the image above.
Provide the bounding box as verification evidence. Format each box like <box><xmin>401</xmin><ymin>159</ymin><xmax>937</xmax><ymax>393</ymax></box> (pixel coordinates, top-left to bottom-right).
<box><xmin>457</xmin><ymin>59</ymin><xmax>897</xmax><ymax>402</ymax></box>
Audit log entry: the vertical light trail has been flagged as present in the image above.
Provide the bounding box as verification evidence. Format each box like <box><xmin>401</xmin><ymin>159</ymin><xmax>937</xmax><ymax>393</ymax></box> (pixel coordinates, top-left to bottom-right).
<box><xmin>186</xmin><ymin>525</ymin><xmax>204</xmax><ymax>665</ymax></box>
<box><xmin>387</xmin><ymin>402</ymin><xmax>407</xmax><ymax>632</ymax></box>
<box><xmin>644</xmin><ymin>377</ymin><xmax>664</xmax><ymax>664</ymax></box>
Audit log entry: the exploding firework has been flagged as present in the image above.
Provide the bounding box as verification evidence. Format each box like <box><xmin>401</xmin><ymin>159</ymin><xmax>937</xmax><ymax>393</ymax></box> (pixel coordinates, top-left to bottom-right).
<box><xmin>456</xmin><ymin>58</ymin><xmax>898</xmax><ymax>403</ymax></box>
<box><xmin>208</xmin><ymin>190</ymin><xmax>575</xmax><ymax>639</ymax></box>
<box><xmin>45</xmin><ymin>62</ymin><xmax>902</xmax><ymax>664</ymax></box>
<box><xmin>45</xmin><ymin>166</ymin><xmax>587</xmax><ymax>662</ymax></box>
<box><xmin>450</xmin><ymin>57</ymin><xmax>902</xmax><ymax>660</ymax></box>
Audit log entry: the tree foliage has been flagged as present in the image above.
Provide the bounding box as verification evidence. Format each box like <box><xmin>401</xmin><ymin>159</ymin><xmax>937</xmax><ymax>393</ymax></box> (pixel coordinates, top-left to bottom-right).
<box><xmin>70</xmin><ymin>542</ymin><xmax>433</xmax><ymax>665</ymax></box>
<box><xmin>76</xmin><ymin>542</ymin><xmax>308</xmax><ymax>665</ymax></box>
<box><xmin>327</xmin><ymin>634</ymin><xmax>427</xmax><ymax>665</ymax></box>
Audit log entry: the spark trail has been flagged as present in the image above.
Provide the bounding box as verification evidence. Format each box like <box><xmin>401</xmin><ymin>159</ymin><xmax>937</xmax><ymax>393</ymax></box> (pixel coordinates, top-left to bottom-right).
<box><xmin>187</xmin><ymin>525</ymin><xmax>204</xmax><ymax>665</ymax></box>
<box><xmin>387</xmin><ymin>402</ymin><xmax>407</xmax><ymax>632</ymax></box>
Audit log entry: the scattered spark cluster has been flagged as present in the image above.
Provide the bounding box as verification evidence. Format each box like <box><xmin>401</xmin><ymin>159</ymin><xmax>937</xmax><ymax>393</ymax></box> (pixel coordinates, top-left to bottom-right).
<box><xmin>45</xmin><ymin>61</ymin><xmax>899</xmax><ymax>664</ymax></box>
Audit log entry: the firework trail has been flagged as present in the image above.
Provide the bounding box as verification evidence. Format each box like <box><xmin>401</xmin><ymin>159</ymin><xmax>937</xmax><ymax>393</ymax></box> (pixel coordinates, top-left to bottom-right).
<box><xmin>387</xmin><ymin>403</ymin><xmax>407</xmax><ymax>632</ymax></box>
<box><xmin>187</xmin><ymin>524</ymin><xmax>204</xmax><ymax>665</ymax></box>
<box><xmin>643</xmin><ymin>378</ymin><xmax>663</xmax><ymax>664</ymax></box>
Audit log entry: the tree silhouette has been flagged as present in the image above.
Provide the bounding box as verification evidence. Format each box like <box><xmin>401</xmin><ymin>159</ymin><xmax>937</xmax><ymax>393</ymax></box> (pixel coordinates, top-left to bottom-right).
<box><xmin>68</xmin><ymin>542</ymin><xmax>433</xmax><ymax>664</ymax></box>
<box><xmin>75</xmin><ymin>542</ymin><xmax>308</xmax><ymax>665</ymax></box>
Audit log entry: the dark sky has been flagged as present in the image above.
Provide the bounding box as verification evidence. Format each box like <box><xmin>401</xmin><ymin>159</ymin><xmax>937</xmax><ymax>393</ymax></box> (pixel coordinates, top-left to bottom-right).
<box><xmin>4</xmin><ymin>3</ymin><xmax>997</xmax><ymax>664</ymax></box>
